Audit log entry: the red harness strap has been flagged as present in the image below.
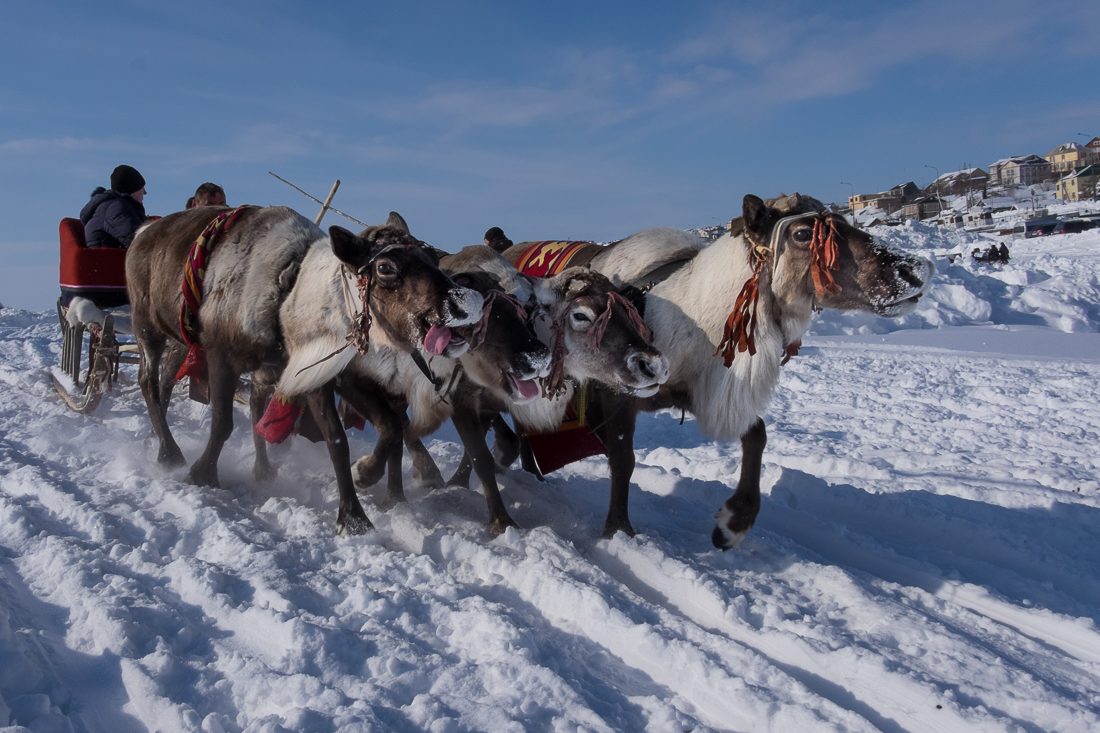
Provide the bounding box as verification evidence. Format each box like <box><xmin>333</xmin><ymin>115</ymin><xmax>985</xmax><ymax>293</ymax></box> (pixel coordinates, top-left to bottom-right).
<box><xmin>174</xmin><ymin>206</ymin><xmax>252</xmax><ymax>381</ymax></box>
<box><xmin>715</xmin><ymin>214</ymin><xmax>841</xmax><ymax>367</ymax></box>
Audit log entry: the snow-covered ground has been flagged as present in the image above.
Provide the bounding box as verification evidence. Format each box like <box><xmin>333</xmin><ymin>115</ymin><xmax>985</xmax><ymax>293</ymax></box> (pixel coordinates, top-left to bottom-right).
<box><xmin>2</xmin><ymin>224</ymin><xmax>1099</xmax><ymax>732</ymax></box>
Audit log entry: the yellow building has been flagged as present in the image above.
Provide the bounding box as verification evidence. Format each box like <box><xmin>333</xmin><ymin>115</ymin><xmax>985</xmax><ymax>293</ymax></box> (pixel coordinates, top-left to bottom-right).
<box><xmin>1056</xmin><ymin>165</ymin><xmax>1100</xmax><ymax>201</ymax></box>
<box><xmin>1046</xmin><ymin>143</ymin><xmax>1097</xmax><ymax>174</ymax></box>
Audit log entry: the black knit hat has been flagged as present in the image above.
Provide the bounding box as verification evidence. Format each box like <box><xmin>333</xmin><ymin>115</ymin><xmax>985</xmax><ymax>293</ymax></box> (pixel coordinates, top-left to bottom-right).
<box><xmin>110</xmin><ymin>165</ymin><xmax>146</xmax><ymax>195</ymax></box>
<box><xmin>484</xmin><ymin>227</ymin><xmax>505</xmax><ymax>242</ymax></box>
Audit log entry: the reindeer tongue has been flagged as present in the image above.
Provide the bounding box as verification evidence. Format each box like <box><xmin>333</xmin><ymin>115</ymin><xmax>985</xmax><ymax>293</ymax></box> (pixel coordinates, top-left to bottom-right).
<box><xmin>511</xmin><ymin>375</ymin><xmax>540</xmax><ymax>400</ymax></box>
<box><xmin>424</xmin><ymin>325</ymin><xmax>452</xmax><ymax>355</ymax></box>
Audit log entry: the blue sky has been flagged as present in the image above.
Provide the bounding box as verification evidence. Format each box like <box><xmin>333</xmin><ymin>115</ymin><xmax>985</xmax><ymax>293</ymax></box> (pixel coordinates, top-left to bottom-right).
<box><xmin>2</xmin><ymin>0</ymin><xmax>1098</xmax><ymax>310</ymax></box>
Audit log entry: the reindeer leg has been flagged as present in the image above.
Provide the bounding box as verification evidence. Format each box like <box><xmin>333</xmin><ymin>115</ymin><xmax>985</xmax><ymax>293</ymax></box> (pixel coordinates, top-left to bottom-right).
<box><xmin>712</xmin><ymin>417</ymin><xmax>765</xmax><ymax>550</ymax></box>
<box><xmin>305</xmin><ymin>383</ymin><xmax>372</xmax><ymax>536</ymax></box>
<box><xmin>187</xmin><ymin>357</ymin><xmax>237</xmax><ymax>488</ymax></box>
<box><xmin>406</xmin><ymin>435</ymin><xmax>445</xmax><ymax>489</ymax></box>
<box><xmin>490</xmin><ymin>413</ymin><xmax>520</xmax><ymax>470</ymax></box>
<box><xmin>380</xmin><ymin>433</ymin><xmax>407</xmax><ymax>510</ymax></box>
<box><xmin>338</xmin><ymin>379</ymin><xmax>405</xmax><ymax>508</ymax></box>
<box><xmin>136</xmin><ymin>329</ymin><xmax>186</xmax><ymax>468</ymax></box>
<box><xmin>448</xmin><ymin>410</ymin><xmax>502</xmax><ymax>486</ymax></box>
<box><xmin>250</xmin><ymin>377</ymin><xmax>277</xmax><ymax>482</ymax></box>
<box><xmin>517</xmin><ymin>434</ymin><xmax>545</xmax><ymax>482</ymax></box>
<box><xmin>447</xmin><ymin>451</ymin><xmax>474</xmax><ymax>488</ymax></box>
<box><xmin>158</xmin><ymin>340</ymin><xmax>187</xmax><ymax>418</ymax></box>
<box><xmin>453</xmin><ymin>409</ymin><xmax>518</xmax><ymax>535</ymax></box>
<box><xmin>592</xmin><ymin>388</ymin><xmax>638</xmax><ymax>539</ymax></box>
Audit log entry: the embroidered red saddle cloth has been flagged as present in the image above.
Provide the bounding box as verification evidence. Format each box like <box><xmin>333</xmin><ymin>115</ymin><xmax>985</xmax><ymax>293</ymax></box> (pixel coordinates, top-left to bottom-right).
<box><xmin>523</xmin><ymin>387</ymin><xmax>607</xmax><ymax>475</ymax></box>
<box><xmin>514</xmin><ymin>241</ymin><xmax>600</xmax><ymax>278</ymax></box>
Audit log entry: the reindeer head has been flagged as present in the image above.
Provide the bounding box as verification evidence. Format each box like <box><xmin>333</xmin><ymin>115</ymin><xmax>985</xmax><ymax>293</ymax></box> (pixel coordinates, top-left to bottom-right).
<box><xmin>741</xmin><ymin>194</ymin><xmax>933</xmax><ymax>318</ymax></box>
<box><xmin>533</xmin><ymin>268</ymin><xmax>669</xmax><ymax>397</ymax></box>
<box><xmin>330</xmin><ymin>212</ymin><xmax>482</xmax><ymax>358</ymax></box>
<box><xmin>445</xmin><ymin>270</ymin><xmax>551</xmax><ymax>403</ymax></box>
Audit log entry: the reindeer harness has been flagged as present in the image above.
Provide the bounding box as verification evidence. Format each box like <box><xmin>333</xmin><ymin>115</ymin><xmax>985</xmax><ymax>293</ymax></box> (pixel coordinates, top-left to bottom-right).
<box><xmin>714</xmin><ymin>212</ymin><xmax>842</xmax><ymax>367</ymax></box>
<box><xmin>540</xmin><ymin>290</ymin><xmax>653</xmax><ymax>399</ymax></box>
<box><xmin>175</xmin><ymin>205</ymin><xmax>254</xmax><ymax>382</ymax></box>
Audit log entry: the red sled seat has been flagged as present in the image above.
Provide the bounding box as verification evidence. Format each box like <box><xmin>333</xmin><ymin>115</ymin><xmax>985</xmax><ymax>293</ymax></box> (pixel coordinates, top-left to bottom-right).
<box><xmin>59</xmin><ymin>218</ymin><xmax>129</xmax><ymax>308</ymax></box>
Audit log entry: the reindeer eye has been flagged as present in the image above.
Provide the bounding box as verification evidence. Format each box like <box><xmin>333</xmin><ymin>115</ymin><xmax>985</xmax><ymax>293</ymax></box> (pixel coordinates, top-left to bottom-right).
<box><xmin>792</xmin><ymin>228</ymin><xmax>812</xmax><ymax>243</ymax></box>
<box><xmin>376</xmin><ymin>261</ymin><xmax>398</xmax><ymax>277</ymax></box>
<box><xmin>570</xmin><ymin>311</ymin><xmax>592</xmax><ymax>325</ymax></box>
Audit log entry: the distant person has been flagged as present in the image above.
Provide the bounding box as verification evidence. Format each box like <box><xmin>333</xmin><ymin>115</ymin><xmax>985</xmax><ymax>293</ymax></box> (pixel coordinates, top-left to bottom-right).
<box><xmin>997</xmin><ymin>243</ymin><xmax>1010</xmax><ymax>263</ymax></box>
<box><xmin>187</xmin><ymin>182</ymin><xmax>227</xmax><ymax>208</ymax></box>
<box><xmin>80</xmin><ymin>164</ymin><xmax>148</xmax><ymax>249</ymax></box>
<box><xmin>484</xmin><ymin>226</ymin><xmax>513</xmax><ymax>253</ymax></box>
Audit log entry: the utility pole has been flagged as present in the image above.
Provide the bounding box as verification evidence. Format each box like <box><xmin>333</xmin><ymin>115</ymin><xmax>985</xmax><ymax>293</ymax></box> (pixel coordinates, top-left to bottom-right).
<box><xmin>840</xmin><ymin>182</ymin><xmax>854</xmax><ymax>208</ymax></box>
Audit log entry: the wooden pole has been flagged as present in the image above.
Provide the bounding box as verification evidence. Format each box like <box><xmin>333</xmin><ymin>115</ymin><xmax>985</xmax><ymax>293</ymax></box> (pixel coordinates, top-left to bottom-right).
<box><xmin>268</xmin><ymin>172</ymin><xmax>370</xmax><ymax>228</ymax></box>
<box><xmin>315</xmin><ymin>180</ymin><xmax>340</xmax><ymax>225</ymax></box>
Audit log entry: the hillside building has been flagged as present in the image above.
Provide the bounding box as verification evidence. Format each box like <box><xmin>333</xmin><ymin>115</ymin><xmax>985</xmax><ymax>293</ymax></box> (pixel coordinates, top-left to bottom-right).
<box><xmin>1056</xmin><ymin>164</ymin><xmax>1100</xmax><ymax>202</ymax></box>
<box><xmin>989</xmin><ymin>155</ymin><xmax>1051</xmax><ymax>187</ymax></box>
<box><xmin>1045</xmin><ymin>142</ymin><xmax>1097</xmax><ymax>174</ymax></box>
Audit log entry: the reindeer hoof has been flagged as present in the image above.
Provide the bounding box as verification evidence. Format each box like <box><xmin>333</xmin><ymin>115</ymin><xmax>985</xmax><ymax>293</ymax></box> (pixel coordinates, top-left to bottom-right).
<box><xmin>712</xmin><ymin>503</ymin><xmax>752</xmax><ymax>550</ymax></box>
<box><xmin>337</xmin><ymin>513</ymin><xmax>374</xmax><ymax>536</ymax></box>
<box><xmin>487</xmin><ymin>515</ymin><xmax>520</xmax><ymax>536</ymax></box>
<box><xmin>377</xmin><ymin>491</ymin><xmax>407</xmax><ymax>512</ymax></box>
<box><xmin>158</xmin><ymin>447</ymin><xmax>187</xmax><ymax>468</ymax></box>
<box><xmin>186</xmin><ymin>466</ymin><xmax>219</xmax><ymax>488</ymax></box>
<box><xmin>601</xmin><ymin>518</ymin><xmax>636</xmax><ymax>540</ymax></box>
<box><xmin>253</xmin><ymin>461</ymin><xmax>278</xmax><ymax>483</ymax></box>
<box><xmin>353</xmin><ymin>456</ymin><xmax>385</xmax><ymax>488</ymax></box>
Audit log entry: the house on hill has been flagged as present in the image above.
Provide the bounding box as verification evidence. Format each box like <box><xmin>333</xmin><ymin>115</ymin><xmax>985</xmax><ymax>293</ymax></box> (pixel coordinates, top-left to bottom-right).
<box><xmin>903</xmin><ymin>195</ymin><xmax>944</xmax><ymax>221</ymax></box>
<box><xmin>989</xmin><ymin>155</ymin><xmax>1051</xmax><ymax>187</ymax></box>
<box><xmin>1045</xmin><ymin>142</ymin><xmax>1097</xmax><ymax>174</ymax></box>
<box><xmin>1056</xmin><ymin>164</ymin><xmax>1100</xmax><ymax>202</ymax></box>
<box><xmin>929</xmin><ymin>168</ymin><xmax>988</xmax><ymax>197</ymax></box>
<box><xmin>848</xmin><ymin>182</ymin><xmax>920</xmax><ymax>215</ymax></box>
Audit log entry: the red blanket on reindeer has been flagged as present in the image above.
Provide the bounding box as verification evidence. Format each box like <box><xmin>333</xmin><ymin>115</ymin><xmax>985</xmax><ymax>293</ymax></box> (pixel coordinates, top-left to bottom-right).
<box><xmin>513</xmin><ymin>241</ymin><xmax>609</xmax><ymax>475</ymax></box>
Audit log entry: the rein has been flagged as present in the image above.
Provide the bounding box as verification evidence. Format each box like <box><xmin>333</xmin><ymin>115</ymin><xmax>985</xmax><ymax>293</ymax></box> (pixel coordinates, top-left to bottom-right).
<box><xmin>714</xmin><ymin>212</ymin><xmax>842</xmax><ymax>367</ymax></box>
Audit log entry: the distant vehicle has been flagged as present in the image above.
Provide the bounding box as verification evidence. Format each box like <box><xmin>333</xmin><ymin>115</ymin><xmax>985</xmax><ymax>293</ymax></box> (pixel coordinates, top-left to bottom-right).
<box><xmin>1053</xmin><ymin>220</ymin><xmax>1097</xmax><ymax>235</ymax></box>
<box><xmin>1013</xmin><ymin>219</ymin><xmax>1059</xmax><ymax>238</ymax></box>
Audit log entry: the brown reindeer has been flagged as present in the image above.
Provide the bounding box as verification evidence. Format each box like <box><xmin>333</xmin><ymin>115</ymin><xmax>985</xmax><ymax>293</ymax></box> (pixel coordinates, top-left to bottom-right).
<box><xmin>341</xmin><ymin>258</ymin><xmax>552</xmax><ymax>533</ymax></box>
<box><xmin>503</xmin><ymin>193</ymin><xmax>935</xmax><ymax>545</ymax></box>
<box><xmin>432</xmin><ymin>251</ymin><xmax>671</xmax><ymax>498</ymax></box>
<box><xmin>348</xmin><ymin>247</ymin><xmax>671</xmax><ymax>534</ymax></box>
<box><xmin>127</xmin><ymin>207</ymin><xmax>482</xmax><ymax>535</ymax></box>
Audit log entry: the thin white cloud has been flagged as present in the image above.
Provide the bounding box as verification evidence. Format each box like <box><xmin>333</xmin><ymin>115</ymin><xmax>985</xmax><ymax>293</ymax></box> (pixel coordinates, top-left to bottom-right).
<box><xmin>665</xmin><ymin>0</ymin><xmax>1050</xmax><ymax>104</ymax></box>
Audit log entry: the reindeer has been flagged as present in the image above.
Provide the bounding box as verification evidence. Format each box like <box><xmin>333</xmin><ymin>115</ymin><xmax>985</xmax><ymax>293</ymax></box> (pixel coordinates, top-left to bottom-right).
<box><xmin>349</xmin><ymin>246</ymin><xmax>670</xmax><ymax>532</ymax></box>
<box><xmin>339</xmin><ymin>257</ymin><xmax>553</xmax><ymax>534</ymax></box>
<box><xmin>503</xmin><ymin>193</ymin><xmax>935</xmax><ymax>546</ymax></box>
<box><xmin>126</xmin><ymin>207</ymin><xmax>481</xmax><ymax>535</ymax></box>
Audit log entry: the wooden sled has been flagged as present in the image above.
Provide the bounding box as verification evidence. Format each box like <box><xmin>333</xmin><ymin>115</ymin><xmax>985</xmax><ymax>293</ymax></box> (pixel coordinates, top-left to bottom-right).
<box><xmin>53</xmin><ymin>298</ymin><xmax>140</xmax><ymax>414</ymax></box>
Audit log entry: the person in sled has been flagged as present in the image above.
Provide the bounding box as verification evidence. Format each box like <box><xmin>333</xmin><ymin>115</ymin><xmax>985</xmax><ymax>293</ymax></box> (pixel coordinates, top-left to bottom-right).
<box><xmin>186</xmin><ymin>182</ymin><xmax>227</xmax><ymax>209</ymax></box>
<box><xmin>80</xmin><ymin>164</ymin><xmax>148</xmax><ymax>248</ymax></box>
<box><xmin>484</xmin><ymin>226</ymin><xmax>513</xmax><ymax>253</ymax></box>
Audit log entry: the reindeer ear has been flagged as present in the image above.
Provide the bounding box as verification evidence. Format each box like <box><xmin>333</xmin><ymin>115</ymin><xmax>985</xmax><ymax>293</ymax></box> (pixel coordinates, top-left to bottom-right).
<box><xmin>330</xmin><ymin>225</ymin><xmax>370</xmax><ymax>269</ymax></box>
<box><xmin>743</xmin><ymin>195</ymin><xmax>768</xmax><ymax>238</ymax></box>
<box><xmin>513</xmin><ymin>273</ymin><xmax>537</xmax><ymax>301</ymax></box>
<box><xmin>385</xmin><ymin>212</ymin><xmax>410</xmax><ymax>235</ymax></box>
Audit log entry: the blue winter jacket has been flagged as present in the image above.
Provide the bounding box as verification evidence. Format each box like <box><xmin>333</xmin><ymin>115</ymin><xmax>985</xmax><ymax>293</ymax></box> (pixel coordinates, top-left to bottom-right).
<box><xmin>79</xmin><ymin>187</ymin><xmax>147</xmax><ymax>248</ymax></box>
